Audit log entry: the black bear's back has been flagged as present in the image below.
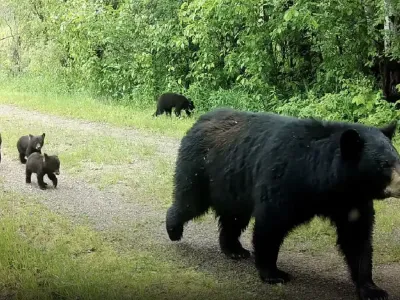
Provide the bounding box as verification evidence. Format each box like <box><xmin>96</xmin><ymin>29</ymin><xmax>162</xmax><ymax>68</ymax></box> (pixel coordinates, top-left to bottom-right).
<box><xmin>178</xmin><ymin>107</ymin><xmax>379</xmax><ymax>209</ymax></box>
<box><xmin>26</xmin><ymin>152</ymin><xmax>43</xmax><ymax>173</ymax></box>
<box><xmin>157</xmin><ymin>93</ymin><xmax>188</xmax><ymax>109</ymax></box>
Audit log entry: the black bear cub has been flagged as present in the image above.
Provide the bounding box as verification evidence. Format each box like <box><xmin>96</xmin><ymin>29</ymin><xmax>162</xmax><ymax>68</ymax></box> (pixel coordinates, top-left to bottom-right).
<box><xmin>26</xmin><ymin>152</ymin><xmax>60</xmax><ymax>190</ymax></box>
<box><xmin>17</xmin><ymin>133</ymin><xmax>45</xmax><ymax>164</ymax></box>
<box><xmin>166</xmin><ymin>107</ymin><xmax>400</xmax><ymax>300</ymax></box>
<box><xmin>153</xmin><ymin>93</ymin><xmax>195</xmax><ymax>118</ymax></box>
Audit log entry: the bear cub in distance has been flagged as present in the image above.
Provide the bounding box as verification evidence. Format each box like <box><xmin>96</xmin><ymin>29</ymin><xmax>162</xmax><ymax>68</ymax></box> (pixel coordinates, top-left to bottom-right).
<box><xmin>153</xmin><ymin>93</ymin><xmax>195</xmax><ymax>118</ymax></box>
<box><xmin>17</xmin><ymin>133</ymin><xmax>45</xmax><ymax>164</ymax></box>
<box><xmin>26</xmin><ymin>152</ymin><xmax>60</xmax><ymax>190</ymax></box>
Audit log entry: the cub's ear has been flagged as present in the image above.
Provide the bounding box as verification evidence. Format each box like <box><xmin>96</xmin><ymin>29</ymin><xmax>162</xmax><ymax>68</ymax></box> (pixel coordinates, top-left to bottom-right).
<box><xmin>340</xmin><ymin>129</ymin><xmax>364</xmax><ymax>161</ymax></box>
<box><xmin>42</xmin><ymin>133</ymin><xmax>46</xmax><ymax>138</ymax></box>
<box><xmin>380</xmin><ymin>121</ymin><xmax>397</xmax><ymax>140</ymax></box>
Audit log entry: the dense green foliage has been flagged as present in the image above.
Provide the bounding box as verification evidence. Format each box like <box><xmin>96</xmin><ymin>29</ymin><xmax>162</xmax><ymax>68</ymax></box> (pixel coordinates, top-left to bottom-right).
<box><xmin>1</xmin><ymin>0</ymin><xmax>400</xmax><ymax>124</ymax></box>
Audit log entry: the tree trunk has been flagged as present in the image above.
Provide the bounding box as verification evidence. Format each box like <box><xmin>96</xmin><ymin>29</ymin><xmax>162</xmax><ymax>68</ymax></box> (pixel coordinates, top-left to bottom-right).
<box><xmin>382</xmin><ymin>0</ymin><xmax>400</xmax><ymax>102</ymax></box>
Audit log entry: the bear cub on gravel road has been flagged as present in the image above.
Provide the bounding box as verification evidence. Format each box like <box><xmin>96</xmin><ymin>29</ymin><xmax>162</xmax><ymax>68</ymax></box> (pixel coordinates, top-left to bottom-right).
<box><xmin>166</xmin><ymin>107</ymin><xmax>400</xmax><ymax>300</ymax></box>
<box><xmin>17</xmin><ymin>133</ymin><xmax>45</xmax><ymax>164</ymax></box>
<box><xmin>26</xmin><ymin>152</ymin><xmax>60</xmax><ymax>190</ymax></box>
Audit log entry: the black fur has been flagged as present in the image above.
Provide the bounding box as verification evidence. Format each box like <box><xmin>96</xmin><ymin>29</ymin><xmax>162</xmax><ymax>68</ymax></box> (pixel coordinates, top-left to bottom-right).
<box><xmin>153</xmin><ymin>93</ymin><xmax>195</xmax><ymax>118</ymax></box>
<box><xmin>166</xmin><ymin>108</ymin><xmax>400</xmax><ymax>300</ymax></box>
<box><xmin>26</xmin><ymin>152</ymin><xmax>60</xmax><ymax>190</ymax></box>
<box><xmin>17</xmin><ymin>133</ymin><xmax>45</xmax><ymax>164</ymax></box>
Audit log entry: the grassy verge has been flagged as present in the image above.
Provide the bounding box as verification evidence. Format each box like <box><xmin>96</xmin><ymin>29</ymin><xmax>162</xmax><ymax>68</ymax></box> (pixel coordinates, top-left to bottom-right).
<box><xmin>0</xmin><ymin>190</ymin><xmax>262</xmax><ymax>300</ymax></box>
<box><xmin>0</xmin><ymin>90</ymin><xmax>194</xmax><ymax>139</ymax></box>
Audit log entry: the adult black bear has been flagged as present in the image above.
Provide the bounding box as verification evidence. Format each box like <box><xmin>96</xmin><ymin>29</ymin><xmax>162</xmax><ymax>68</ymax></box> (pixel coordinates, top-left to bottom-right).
<box><xmin>153</xmin><ymin>93</ymin><xmax>195</xmax><ymax>118</ymax></box>
<box><xmin>17</xmin><ymin>133</ymin><xmax>45</xmax><ymax>164</ymax></box>
<box><xmin>26</xmin><ymin>152</ymin><xmax>60</xmax><ymax>190</ymax></box>
<box><xmin>166</xmin><ymin>108</ymin><xmax>400</xmax><ymax>300</ymax></box>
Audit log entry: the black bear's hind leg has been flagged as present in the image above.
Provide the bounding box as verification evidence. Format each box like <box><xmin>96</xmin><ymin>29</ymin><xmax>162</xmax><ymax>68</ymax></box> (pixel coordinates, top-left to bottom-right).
<box><xmin>253</xmin><ymin>206</ymin><xmax>299</xmax><ymax>284</ymax></box>
<box><xmin>218</xmin><ymin>215</ymin><xmax>251</xmax><ymax>260</ymax></box>
<box><xmin>25</xmin><ymin>169</ymin><xmax>32</xmax><ymax>184</ymax></box>
<box><xmin>332</xmin><ymin>203</ymin><xmax>388</xmax><ymax>300</ymax></box>
<box><xmin>166</xmin><ymin>169</ymin><xmax>210</xmax><ymax>241</ymax></box>
<box><xmin>166</xmin><ymin>199</ymin><xmax>209</xmax><ymax>241</ymax></box>
<box><xmin>19</xmin><ymin>153</ymin><xmax>27</xmax><ymax>164</ymax></box>
<box><xmin>37</xmin><ymin>173</ymin><xmax>47</xmax><ymax>190</ymax></box>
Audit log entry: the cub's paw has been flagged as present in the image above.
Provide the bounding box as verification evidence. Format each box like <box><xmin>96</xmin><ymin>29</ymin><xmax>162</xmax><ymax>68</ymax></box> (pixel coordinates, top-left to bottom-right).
<box><xmin>259</xmin><ymin>268</ymin><xmax>291</xmax><ymax>284</ymax></box>
<box><xmin>357</xmin><ymin>283</ymin><xmax>388</xmax><ymax>300</ymax></box>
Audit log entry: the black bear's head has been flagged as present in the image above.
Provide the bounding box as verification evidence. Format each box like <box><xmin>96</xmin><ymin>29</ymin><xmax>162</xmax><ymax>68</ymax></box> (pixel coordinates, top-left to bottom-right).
<box><xmin>44</xmin><ymin>153</ymin><xmax>60</xmax><ymax>175</ymax></box>
<box><xmin>339</xmin><ymin>120</ymin><xmax>400</xmax><ymax>199</ymax></box>
<box><xmin>29</xmin><ymin>133</ymin><xmax>45</xmax><ymax>151</ymax></box>
<box><xmin>187</xmin><ymin>99</ymin><xmax>195</xmax><ymax>111</ymax></box>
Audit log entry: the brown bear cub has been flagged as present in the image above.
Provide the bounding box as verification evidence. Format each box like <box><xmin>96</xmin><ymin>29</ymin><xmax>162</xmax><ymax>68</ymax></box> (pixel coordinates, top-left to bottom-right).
<box><xmin>26</xmin><ymin>152</ymin><xmax>60</xmax><ymax>190</ymax></box>
<box><xmin>17</xmin><ymin>133</ymin><xmax>45</xmax><ymax>164</ymax></box>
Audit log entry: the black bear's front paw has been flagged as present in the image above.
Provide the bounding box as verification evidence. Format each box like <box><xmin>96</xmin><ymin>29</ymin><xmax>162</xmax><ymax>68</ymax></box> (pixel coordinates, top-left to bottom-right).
<box><xmin>259</xmin><ymin>268</ymin><xmax>291</xmax><ymax>284</ymax></box>
<box><xmin>166</xmin><ymin>207</ymin><xmax>184</xmax><ymax>241</ymax></box>
<box><xmin>39</xmin><ymin>185</ymin><xmax>47</xmax><ymax>190</ymax></box>
<box><xmin>222</xmin><ymin>246</ymin><xmax>251</xmax><ymax>260</ymax></box>
<box><xmin>166</xmin><ymin>224</ymin><xmax>183</xmax><ymax>241</ymax></box>
<box><xmin>357</xmin><ymin>283</ymin><xmax>388</xmax><ymax>300</ymax></box>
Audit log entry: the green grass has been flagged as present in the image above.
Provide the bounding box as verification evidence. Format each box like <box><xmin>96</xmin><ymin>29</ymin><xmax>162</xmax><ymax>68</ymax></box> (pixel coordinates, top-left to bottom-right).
<box><xmin>0</xmin><ymin>90</ymin><xmax>194</xmax><ymax>139</ymax></box>
<box><xmin>0</xmin><ymin>191</ymin><xmax>261</xmax><ymax>300</ymax></box>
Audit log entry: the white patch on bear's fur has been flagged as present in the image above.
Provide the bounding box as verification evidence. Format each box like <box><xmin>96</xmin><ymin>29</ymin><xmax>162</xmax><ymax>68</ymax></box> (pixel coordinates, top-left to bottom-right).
<box><xmin>348</xmin><ymin>209</ymin><xmax>360</xmax><ymax>222</ymax></box>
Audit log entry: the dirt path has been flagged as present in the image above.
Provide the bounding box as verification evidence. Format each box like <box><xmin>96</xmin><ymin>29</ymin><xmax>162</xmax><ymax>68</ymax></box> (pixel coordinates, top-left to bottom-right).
<box><xmin>0</xmin><ymin>104</ymin><xmax>399</xmax><ymax>300</ymax></box>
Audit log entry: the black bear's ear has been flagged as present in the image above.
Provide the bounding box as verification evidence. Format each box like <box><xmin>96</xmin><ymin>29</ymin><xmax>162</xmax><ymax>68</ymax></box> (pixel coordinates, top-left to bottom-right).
<box><xmin>380</xmin><ymin>121</ymin><xmax>397</xmax><ymax>140</ymax></box>
<box><xmin>42</xmin><ymin>133</ymin><xmax>46</xmax><ymax>138</ymax></box>
<box><xmin>340</xmin><ymin>129</ymin><xmax>364</xmax><ymax>161</ymax></box>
